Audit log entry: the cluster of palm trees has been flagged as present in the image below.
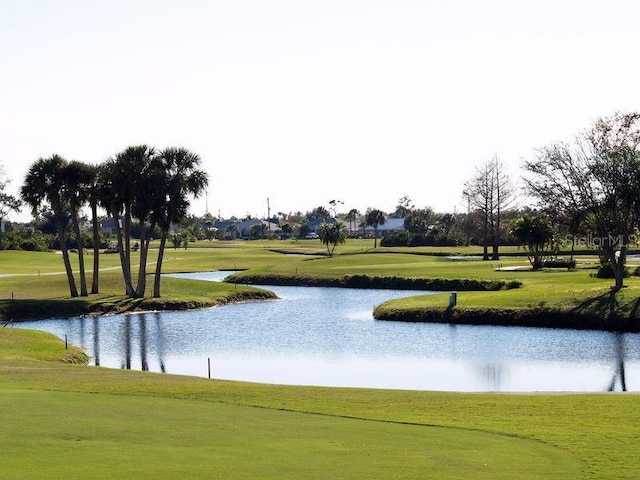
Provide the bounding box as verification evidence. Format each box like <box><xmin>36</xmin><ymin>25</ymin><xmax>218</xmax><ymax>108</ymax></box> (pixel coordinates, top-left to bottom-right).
<box><xmin>20</xmin><ymin>145</ymin><xmax>208</xmax><ymax>299</ymax></box>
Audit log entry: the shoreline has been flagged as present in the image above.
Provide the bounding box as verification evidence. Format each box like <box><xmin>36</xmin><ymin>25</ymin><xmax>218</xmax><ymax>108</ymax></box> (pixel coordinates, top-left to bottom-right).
<box><xmin>225</xmin><ymin>273</ymin><xmax>639</xmax><ymax>333</ymax></box>
<box><xmin>3</xmin><ymin>288</ymin><xmax>278</xmax><ymax>321</ymax></box>
<box><xmin>372</xmin><ymin>305</ymin><xmax>640</xmax><ymax>333</ymax></box>
<box><xmin>5</xmin><ymin>270</ymin><xmax>637</xmax><ymax>333</ymax></box>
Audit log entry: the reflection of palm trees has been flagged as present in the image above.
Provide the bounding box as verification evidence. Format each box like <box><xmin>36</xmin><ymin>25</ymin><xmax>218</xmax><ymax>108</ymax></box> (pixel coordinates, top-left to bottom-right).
<box><xmin>114</xmin><ymin>313</ymin><xmax>166</xmax><ymax>373</ymax></box>
<box><xmin>608</xmin><ymin>333</ymin><xmax>627</xmax><ymax>392</ymax></box>
<box><xmin>154</xmin><ymin>312</ymin><xmax>166</xmax><ymax>373</ymax></box>
<box><xmin>139</xmin><ymin>314</ymin><xmax>148</xmax><ymax>371</ymax></box>
<box><xmin>93</xmin><ymin>316</ymin><xmax>100</xmax><ymax>366</ymax></box>
<box><xmin>122</xmin><ymin>315</ymin><xmax>132</xmax><ymax>370</ymax></box>
<box><xmin>479</xmin><ymin>364</ymin><xmax>505</xmax><ymax>391</ymax></box>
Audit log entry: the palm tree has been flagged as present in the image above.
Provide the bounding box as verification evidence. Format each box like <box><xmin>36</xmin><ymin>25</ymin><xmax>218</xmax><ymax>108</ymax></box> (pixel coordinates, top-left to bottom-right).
<box><xmin>365</xmin><ymin>208</ymin><xmax>386</xmax><ymax>248</ymax></box>
<box><xmin>63</xmin><ymin>160</ymin><xmax>95</xmax><ymax>296</ymax></box>
<box><xmin>318</xmin><ymin>221</ymin><xmax>348</xmax><ymax>257</ymax></box>
<box><xmin>100</xmin><ymin>145</ymin><xmax>157</xmax><ymax>298</ymax></box>
<box><xmin>152</xmin><ymin>147</ymin><xmax>208</xmax><ymax>298</ymax></box>
<box><xmin>99</xmin><ymin>157</ymin><xmax>135</xmax><ymax>297</ymax></box>
<box><xmin>21</xmin><ymin>155</ymin><xmax>78</xmax><ymax>297</ymax></box>
<box><xmin>130</xmin><ymin>148</ymin><xmax>162</xmax><ymax>297</ymax></box>
<box><xmin>87</xmin><ymin>164</ymin><xmax>103</xmax><ymax>294</ymax></box>
<box><xmin>225</xmin><ymin>224</ymin><xmax>238</xmax><ymax>239</ymax></box>
<box><xmin>347</xmin><ymin>208</ymin><xmax>359</xmax><ymax>236</ymax></box>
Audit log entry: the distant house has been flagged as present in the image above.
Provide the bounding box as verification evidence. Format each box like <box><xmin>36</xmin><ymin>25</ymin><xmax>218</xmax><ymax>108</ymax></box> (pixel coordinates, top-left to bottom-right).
<box><xmin>363</xmin><ymin>217</ymin><xmax>405</xmax><ymax>236</ymax></box>
<box><xmin>213</xmin><ymin>220</ymin><xmax>238</xmax><ymax>239</ymax></box>
<box><xmin>303</xmin><ymin>217</ymin><xmax>337</xmax><ymax>233</ymax></box>
<box><xmin>240</xmin><ymin>219</ymin><xmax>278</xmax><ymax>239</ymax></box>
<box><xmin>99</xmin><ymin>217</ymin><xmax>120</xmax><ymax>236</ymax></box>
<box><xmin>213</xmin><ymin>219</ymin><xmax>279</xmax><ymax>239</ymax></box>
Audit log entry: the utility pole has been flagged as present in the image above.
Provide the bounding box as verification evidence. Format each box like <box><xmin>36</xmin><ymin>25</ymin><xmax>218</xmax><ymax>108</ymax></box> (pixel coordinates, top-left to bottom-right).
<box><xmin>267</xmin><ymin>197</ymin><xmax>271</xmax><ymax>239</ymax></box>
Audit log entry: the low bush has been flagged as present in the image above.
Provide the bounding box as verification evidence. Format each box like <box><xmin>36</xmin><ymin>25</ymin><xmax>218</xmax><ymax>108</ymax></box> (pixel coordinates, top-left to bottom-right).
<box><xmin>542</xmin><ymin>259</ymin><xmax>576</xmax><ymax>268</ymax></box>
<box><xmin>593</xmin><ymin>262</ymin><xmax>629</xmax><ymax>279</ymax></box>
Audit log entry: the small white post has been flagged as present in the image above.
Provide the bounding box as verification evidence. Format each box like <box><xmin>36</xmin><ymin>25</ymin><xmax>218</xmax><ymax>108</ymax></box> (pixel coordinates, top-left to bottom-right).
<box><xmin>449</xmin><ymin>291</ymin><xmax>457</xmax><ymax>308</ymax></box>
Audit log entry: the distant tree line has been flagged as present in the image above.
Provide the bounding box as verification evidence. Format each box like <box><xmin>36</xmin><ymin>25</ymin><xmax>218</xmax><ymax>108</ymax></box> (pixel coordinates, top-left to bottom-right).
<box><xmin>2</xmin><ymin>112</ymin><xmax>639</xmax><ymax>292</ymax></box>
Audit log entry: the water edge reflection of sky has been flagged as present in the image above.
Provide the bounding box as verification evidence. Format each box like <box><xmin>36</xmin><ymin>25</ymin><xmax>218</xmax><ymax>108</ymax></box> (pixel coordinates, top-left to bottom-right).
<box><xmin>15</xmin><ymin>271</ymin><xmax>640</xmax><ymax>392</ymax></box>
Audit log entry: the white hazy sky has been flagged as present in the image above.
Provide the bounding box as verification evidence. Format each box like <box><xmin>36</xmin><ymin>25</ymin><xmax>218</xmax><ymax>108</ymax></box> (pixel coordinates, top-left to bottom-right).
<box><xmin>2</xmin><ymin>0</ymin><xmax>640</xmax><ymax>221</ymax></box>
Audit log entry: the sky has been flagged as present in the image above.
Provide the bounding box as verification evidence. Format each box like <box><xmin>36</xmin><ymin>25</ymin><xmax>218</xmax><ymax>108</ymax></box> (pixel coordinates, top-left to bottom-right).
<box><xmin>2</xmin><ymin>0</ymin><xmax>640</xmax><ymax>222</ymax></box>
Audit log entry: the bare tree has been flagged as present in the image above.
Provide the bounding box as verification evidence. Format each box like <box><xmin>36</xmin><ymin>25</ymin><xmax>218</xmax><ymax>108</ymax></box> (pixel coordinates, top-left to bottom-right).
<box><xmin>392</xmin><ymin>195</ymin><xmax>414</xmax><ymax>218</ymax></box>
<box><xmin>463</xmin><ymin>155</ymin><xmax>514</xmax><ymax>260</ymax></box>
<box><xmin>524</xmin><ymin>112</ymin><xmax>640</xmax><ymax>290</ymax></box>
<box><xmin>0</xmin><ymin>164</ymin><xmax>21</xmax><ymax>249</ymax></box>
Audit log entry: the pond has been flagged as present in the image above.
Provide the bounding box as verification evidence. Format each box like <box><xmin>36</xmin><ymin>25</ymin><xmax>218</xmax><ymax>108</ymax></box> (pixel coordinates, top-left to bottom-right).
<box><xmin>15</xmin><ymin>271</ymin><xmax>640</xmax><ymax>392</ymax></box>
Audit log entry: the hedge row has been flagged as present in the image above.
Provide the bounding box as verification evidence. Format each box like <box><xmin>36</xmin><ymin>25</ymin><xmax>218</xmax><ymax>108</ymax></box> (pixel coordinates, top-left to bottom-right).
<box><xmin>224</xmin><ymin>273</ymin><xmax>522</xmax><ymax>292</ymax></box>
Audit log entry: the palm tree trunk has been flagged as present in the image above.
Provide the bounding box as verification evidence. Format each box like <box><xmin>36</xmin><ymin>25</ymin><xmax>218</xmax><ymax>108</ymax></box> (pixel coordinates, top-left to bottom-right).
<box><xmin>124</xmin><ymin>209</ymin><xmax>132</xmax><ymax>285</ymax></box>
<box><xmin>91</xmin><ymin>203</ymin><xmax>100</xmax><ymax>294</ymax></box>
<box><xmin>56</xmin><ymin>217</ymin><xmax>78</xmax><ymax>297</ymax></box>
<box><xmin>136</xmin><ymin>220</ymin><xmax>150</xmax><ymax>298</ymax></box>
<box><xmin>71</xmin><ymin>213</ymin><xmax>88</xmax><ymax>296</ymax></box>
<box><xmin>113</xmin><ymin>212</ymin><xmax>135</xmax><ymax>297</ymax></box>
<box><xmin>153</xmin><ymin>231</ymin><xmax>168</xmax><ymax>298</ymax></box>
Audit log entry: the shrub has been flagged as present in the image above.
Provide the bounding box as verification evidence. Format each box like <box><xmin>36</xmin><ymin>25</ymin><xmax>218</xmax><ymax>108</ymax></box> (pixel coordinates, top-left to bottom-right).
<box><xmin>542</xmin><ymin>259</ymin><xmax>576</xmax><ymax>269</ymax></box>
<box><xmin>594</xmin><ymin>262</ymin><xmax>629</xmax><ymax>279</ymax></box>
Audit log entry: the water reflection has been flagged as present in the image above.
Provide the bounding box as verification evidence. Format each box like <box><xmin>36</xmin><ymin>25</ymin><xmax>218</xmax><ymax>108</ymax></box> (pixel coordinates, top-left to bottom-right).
<box><xmin>98</xmin><ymin>312</ymin><xmax>169</xmax><ymax>373</ymax></box>
<box><xmin>93</xmin><ymin>316</ymin><xmax>100</xmax><ymax>366</ymax></box>
<box><xmin>478</xmin><ymin>364</ymin><xmax>506</xmax><ymax>391</ymax></box>
<box><xmin>608</xmin><ymin>333</ymin><xmax>627</xmax><ymax>392</ymax></box>
<box><xmin>14</xmin><ymin>273</ymin><xmax>640</xmax><ymax>392</ymax></box>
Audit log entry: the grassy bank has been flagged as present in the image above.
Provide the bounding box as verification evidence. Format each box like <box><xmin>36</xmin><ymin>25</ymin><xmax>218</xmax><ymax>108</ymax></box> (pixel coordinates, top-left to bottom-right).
<box><xmin>3</xmin><ymin>328</ymin><xmax>640</xmax><ymax>479</ymax></box>
<box><xmin>0</xmin><ymin>250</ymin><xmax>276</xmax><ymax>319</ymax></box>
<box><xmin>371</xmin><ymin>262</ymin><xmax>640</xmax><ymax>331</ymax></box>
<box><xmin>209</xmin><ymin>243</ymin><xmax>639</xmax><ymax>331</ymax></box>
<box><xmin>1</xmin><ymin>244</ymin><xmax>636</xmax><ymax>330</ymax></box>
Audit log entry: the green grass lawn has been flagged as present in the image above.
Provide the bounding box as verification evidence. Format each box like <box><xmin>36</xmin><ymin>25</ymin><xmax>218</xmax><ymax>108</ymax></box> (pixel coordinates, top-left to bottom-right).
<box><xmin>1</xmin><ymin>245</ymin><xmax>639</xmax><ymax>478</ymax></box>
<box><xmin>0</xmin><ymin>243</ymin><xmax>635</xmax><ymax>323</ymax></box>
<box><xmin>2</xmin><ymin>328</ymin><xmax>634</xmax><ymax>480</ymax></box>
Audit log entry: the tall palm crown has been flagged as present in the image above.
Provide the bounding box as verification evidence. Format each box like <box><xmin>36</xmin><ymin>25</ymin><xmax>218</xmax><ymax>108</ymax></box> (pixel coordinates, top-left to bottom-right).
<box><xmin>21</xmin><ymin>155</ymin><xmax>78</xmax><ymax>297</ymax></box>
<box><xmin>21</xmin><ymin>155</ymin><xmax>68</xmax><ymax>216</ymax></box>
<box><xmin>154</xmin><ymin>147</ymin><xmax>208</xmax><ymax>228</ymax></box>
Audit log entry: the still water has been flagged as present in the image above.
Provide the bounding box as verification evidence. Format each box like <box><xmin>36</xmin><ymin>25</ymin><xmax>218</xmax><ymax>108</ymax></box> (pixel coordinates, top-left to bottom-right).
<box><xmin>16</xmin><ymin>271</ymin><xmax>640</xmax><ymax>392</ymax></box>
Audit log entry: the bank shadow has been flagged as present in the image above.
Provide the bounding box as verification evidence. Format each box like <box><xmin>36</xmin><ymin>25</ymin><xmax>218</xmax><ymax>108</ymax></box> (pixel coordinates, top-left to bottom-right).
<box><xmin>571</xmin><ymin>290</ymin><xmax>620</xmax><ymax>320</ymax></box>
<box><xmin>569</xmin><ymin>290</ymin><xmax>640</xmax><ymax>331</ymax></box>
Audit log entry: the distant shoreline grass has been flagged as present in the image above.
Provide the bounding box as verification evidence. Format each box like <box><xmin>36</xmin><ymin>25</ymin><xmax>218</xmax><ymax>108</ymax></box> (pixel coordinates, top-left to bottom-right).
<box><xmin>2</xmin><ymin>244</ymin><xmax>637</xmax><ymax>331</ymax></box>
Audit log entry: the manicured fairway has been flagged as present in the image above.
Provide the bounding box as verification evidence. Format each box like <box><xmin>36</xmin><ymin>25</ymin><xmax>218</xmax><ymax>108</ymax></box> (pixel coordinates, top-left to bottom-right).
<box><xmin>2</xmin><ymin>329</ymin><xmax>638</xmax><ymax>480</ymax></box>
<box><xmin>0</xmin><ymin>389</ymin><xmax>581</xmax><ymax>480</ymax></box>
